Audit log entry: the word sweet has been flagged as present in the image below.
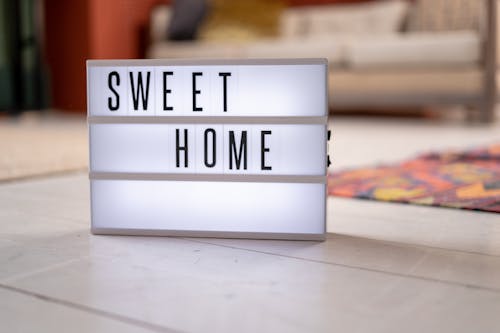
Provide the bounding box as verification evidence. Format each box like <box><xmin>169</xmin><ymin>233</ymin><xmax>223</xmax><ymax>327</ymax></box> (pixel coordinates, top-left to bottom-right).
<box><xmin>107</xmin><ymin>70</ymin><xmax>233</xmax><ymax>113</ymax></box>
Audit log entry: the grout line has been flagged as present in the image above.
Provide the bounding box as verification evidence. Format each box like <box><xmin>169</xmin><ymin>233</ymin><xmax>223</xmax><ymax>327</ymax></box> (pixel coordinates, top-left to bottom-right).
<box><xmin>181</xmin><ymin>238</ymin><xmax>500</xmax><ymax>294</ymax></box>
<box><xmin>344</xmin><ymin>234</ymin><xmax>500</xmax><ymax>259</ymax></box>
<box><xmin>0</xmin><ymin>283</ymin><xmax>184</xmax><ymax>333</ymax></box>
<box><xmin>0</xmin><ymin>258</ymin><xmax>84</xmax><ymax>285</ymax></box>
<box><xmin>0</xmin><ymin>169</ymin><xmax>87</xmax><ymax>185</ymax></box>
<box><xmin>326</xmin><ymin>231</ymin><xmax>500</xmax><ymax>258</ymax></box>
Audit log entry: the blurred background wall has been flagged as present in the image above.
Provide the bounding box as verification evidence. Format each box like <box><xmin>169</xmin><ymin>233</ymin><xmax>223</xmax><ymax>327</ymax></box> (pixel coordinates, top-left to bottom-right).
<box><xmin>43</xmin><ymin>0</ymin><xmax>374</xmax><ymax>112</ymax></box>
<box><xmin>0</xmin><ymin>0</ymin><xmax>495</xmax><ymax>121</ymax></box>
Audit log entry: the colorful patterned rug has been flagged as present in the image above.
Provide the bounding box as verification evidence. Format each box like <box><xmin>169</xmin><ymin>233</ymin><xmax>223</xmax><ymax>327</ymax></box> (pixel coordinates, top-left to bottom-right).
<box><xmin>328</xmin><ymin>144</ymin><xmax>500</xmax><ymax>213</ymax></box>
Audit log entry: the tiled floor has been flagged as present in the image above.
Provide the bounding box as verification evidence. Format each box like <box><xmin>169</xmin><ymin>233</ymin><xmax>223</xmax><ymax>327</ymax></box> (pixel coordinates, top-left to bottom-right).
<box><xmin>1</xmin><ymin>116</ymin><xmax>499</xmax><ymax>332</ymax></box>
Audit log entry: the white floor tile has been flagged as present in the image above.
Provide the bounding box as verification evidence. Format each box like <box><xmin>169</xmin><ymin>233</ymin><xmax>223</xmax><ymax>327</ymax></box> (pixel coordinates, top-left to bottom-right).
<box><xmin>328</xmin><ymin>197</ymin><xmax>500</xmax><ymax>256</ymax></box>
<box><xmin>3</xmin><ymin>234</ymin><xmax>499</xmax><ymax>333</ymax></box>
<box><xmin>188</xmin><ymin>232</ymin><xmax>500</xmax><ymax>291</ymax></box>
<box><xmin>0</xmin><ymin>287</ymin><xmax>173</xmax><ymax>333</ymax></box>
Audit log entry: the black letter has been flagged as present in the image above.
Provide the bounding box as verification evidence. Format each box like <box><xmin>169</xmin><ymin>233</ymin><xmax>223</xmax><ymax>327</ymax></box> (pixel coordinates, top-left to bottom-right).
<box><xmin>261</xmin><ymin>130</ymin><xmax>272</xmax><ymax>170</ymax></box>
<box><xmin>163</xmin><ymin>71</ymin><xmax>173</xmax><ymax>111</ymax></box>
<box><xmin>204</xmin><ymin>128</ymin><xmax>216</xmax><ymax>168</ymax></box>
<box><xmin>219</xmin><ymin>72</ymin><xmax>231</xmax><ymax>112</ymax></box>
<box><xmin>176</xmin><ymin>129</ymin><xmax>188</xmax><ymax>168</ymax></box>
<box><xmin>129</xmin><ymin>71</ymin><xmax>151</xmax><ymax>110</ymax></box>
<box><xmin>229</xmin><ymin>131</ymin><xmax>247</xmax><ymax>170</ymax></box>
<box><xmin>107</xmin><ymin>71</ymin><xmax>120</xmax><ymax>111</ymax></box>
<box><xmin>192</xmin><ymin>72</ymin><xmax>203</xmax><ymax>111</ymax></box>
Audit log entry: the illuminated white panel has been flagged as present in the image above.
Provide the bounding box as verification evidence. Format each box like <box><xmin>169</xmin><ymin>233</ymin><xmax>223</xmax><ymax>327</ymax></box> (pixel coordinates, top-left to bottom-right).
<box><xmin>87</xmin><ymin>66</ymin><xmax>128</xmax><ymax>116</ymax></box>
<box><xmin>195</xmin><ymin>125</ymin><xmax>224</xmax><ymax>174</ymax></box>
<box><xmin>153</xmin><ymin>66</ymin><xmax>186</xmax><ymax>116</ymax></box>
<box><xmin>222</xmin><ymin>124</ymin><xmax>254</xmax><ymax>174</ymax></box>
<box><xmin>127</xmin><ymin>67</ymin><xmax>155</xmax><ymax>116</ymax></box>
<box><xmin>237</xmin><ymin>64</ymin><xmax>326</xmax><ymax>117</ymax></box>
<box><xmin>91</xmin><ymin>180</ymin><xmax>326</xmax><ymax>236</ymax></box>
<box><xmin>185</xmin><ymin>66</ymin><xmax>211</xmax><ymax>114</ymax></box>
<box><xmin>209</xmin><ymin>66</ymin><xmax>239</xmax><ymax>115</ymax></box>
<box><xmin>89</xmin><ymin>124</ymin><xmax>326</xmax><ymax>175</ymax></box>
<box><xmin>87</xmin><ymin>60</ymin><xmax>326</xmax><ymax>117</ymax></box>
<box><xmin>87</xmin><ymin>59</ymin><xmax>328</xmax><ymax>240</ymax></box>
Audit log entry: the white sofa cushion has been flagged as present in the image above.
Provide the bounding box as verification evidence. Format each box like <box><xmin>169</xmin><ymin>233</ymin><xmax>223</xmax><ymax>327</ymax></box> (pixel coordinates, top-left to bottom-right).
<box><xmin>150</xmin><ymin>5</ymin><xmax>171</xmax><ymax>43</ymax></box>
<box><xmin>280</xmin><ymin>8</ymin><xmax>308</xmax><ymax>39</ymax></box>
<box><xmin>329</xmin><ymin>68</ymin><xmax>482</xmax><ymax>106</ymax></box>
<box><xmin>243</xmin><ymin>37</ymin><xmax>345</xmax><ymax>67</ymax></box>
<box><xmin>347</xmin><ymin>30</ymin><xmax>481</xmax><ymax>69</ymax></box>
<box><xmin>148</xmin><ymin>41</ymin><xmax>242</xmax><ymax>59</ymax></box>
<box><xmin>407</xmin><ymin>0</ymin><xmax>485</xmax><ymax>32</ymax></box>
<box><xmin>149</xmin><ymin>37</ymin><xmax>347</xmax><ymax>67</ymax></box>
<box><xmin>302</xmin><ymin>0</ymin><xmax>409</xmax><ymax>36</ymax></box>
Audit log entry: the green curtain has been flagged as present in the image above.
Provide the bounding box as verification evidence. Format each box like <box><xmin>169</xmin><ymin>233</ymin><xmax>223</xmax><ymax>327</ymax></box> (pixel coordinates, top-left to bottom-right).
<box><xmin>0</xmin><ymin>0</ymin><xmax>48</xmax><ymax>112</ymax></box>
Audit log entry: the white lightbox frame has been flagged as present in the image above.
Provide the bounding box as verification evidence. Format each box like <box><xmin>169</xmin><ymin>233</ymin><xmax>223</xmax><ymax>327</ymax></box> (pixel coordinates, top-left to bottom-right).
<box><xmin>87</xmin><ymin>58</ymin><xmax>328</xmax><ymax>240</ymax></box>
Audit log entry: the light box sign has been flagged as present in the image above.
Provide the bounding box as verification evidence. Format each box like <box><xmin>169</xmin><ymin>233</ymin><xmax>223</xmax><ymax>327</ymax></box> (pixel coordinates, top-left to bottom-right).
<box><xmin>87</xmin><ymin>59</ymin><xmax>328</xmax><ymax>240</ymax></box>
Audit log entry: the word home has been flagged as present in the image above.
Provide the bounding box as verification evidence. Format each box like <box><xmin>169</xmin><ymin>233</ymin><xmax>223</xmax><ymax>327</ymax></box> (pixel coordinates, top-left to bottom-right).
<box><xmin>89</xmin><ymin>124</ymin><xmax>327</xmax><ymax>175</ymax></box>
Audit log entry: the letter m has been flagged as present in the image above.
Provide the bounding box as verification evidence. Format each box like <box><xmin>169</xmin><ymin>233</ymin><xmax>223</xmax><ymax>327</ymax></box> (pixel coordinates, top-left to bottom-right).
<box><xmin>229</xmin><ymin>131</ymin><xmax>247</xmax><ymax>170</ymax></box>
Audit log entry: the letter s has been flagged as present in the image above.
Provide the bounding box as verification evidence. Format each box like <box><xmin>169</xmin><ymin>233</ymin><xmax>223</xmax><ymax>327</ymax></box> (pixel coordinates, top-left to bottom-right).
<box><xmin>108</xmin><ymin>71</ymin><xmax>120</xmax><ymax>111</ymax></box>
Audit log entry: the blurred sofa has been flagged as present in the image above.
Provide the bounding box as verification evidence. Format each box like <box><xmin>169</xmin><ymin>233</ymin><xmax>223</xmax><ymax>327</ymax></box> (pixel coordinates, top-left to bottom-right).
<box><xmin>147</xmin><ymin>0</ymin><xmax>497</xmax><ymax>122</ymax></box>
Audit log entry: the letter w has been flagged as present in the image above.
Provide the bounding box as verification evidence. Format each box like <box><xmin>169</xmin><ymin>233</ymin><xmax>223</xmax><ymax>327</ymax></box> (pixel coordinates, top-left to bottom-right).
<box><xmin>129</xmin><ymin>71</ymin><xmax>151</xmax><ymax>110</ymax></box>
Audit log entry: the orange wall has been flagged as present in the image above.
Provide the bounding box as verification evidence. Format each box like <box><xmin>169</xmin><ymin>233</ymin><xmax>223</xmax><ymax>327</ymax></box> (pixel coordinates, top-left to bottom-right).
<box><xmin>44</xmin><ymin>0</ymin><xmax>90</xmax><ymax>111</ymax></box>
<box><xmin>89</xmin><ymin>0</ymin><xmax>167</xmax><ymax>59</ymax></box>
<box><xmin>44</xmin><ymin>0</ymin><xmax>167</xmax><ymax>112</ymax></box>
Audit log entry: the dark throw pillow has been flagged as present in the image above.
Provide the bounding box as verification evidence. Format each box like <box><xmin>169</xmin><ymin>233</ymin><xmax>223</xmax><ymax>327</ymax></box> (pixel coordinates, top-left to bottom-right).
<box><xmin>167</xmin><ymin>0</ymin><xmax>209</xmax><ymax>41</ymax></box>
